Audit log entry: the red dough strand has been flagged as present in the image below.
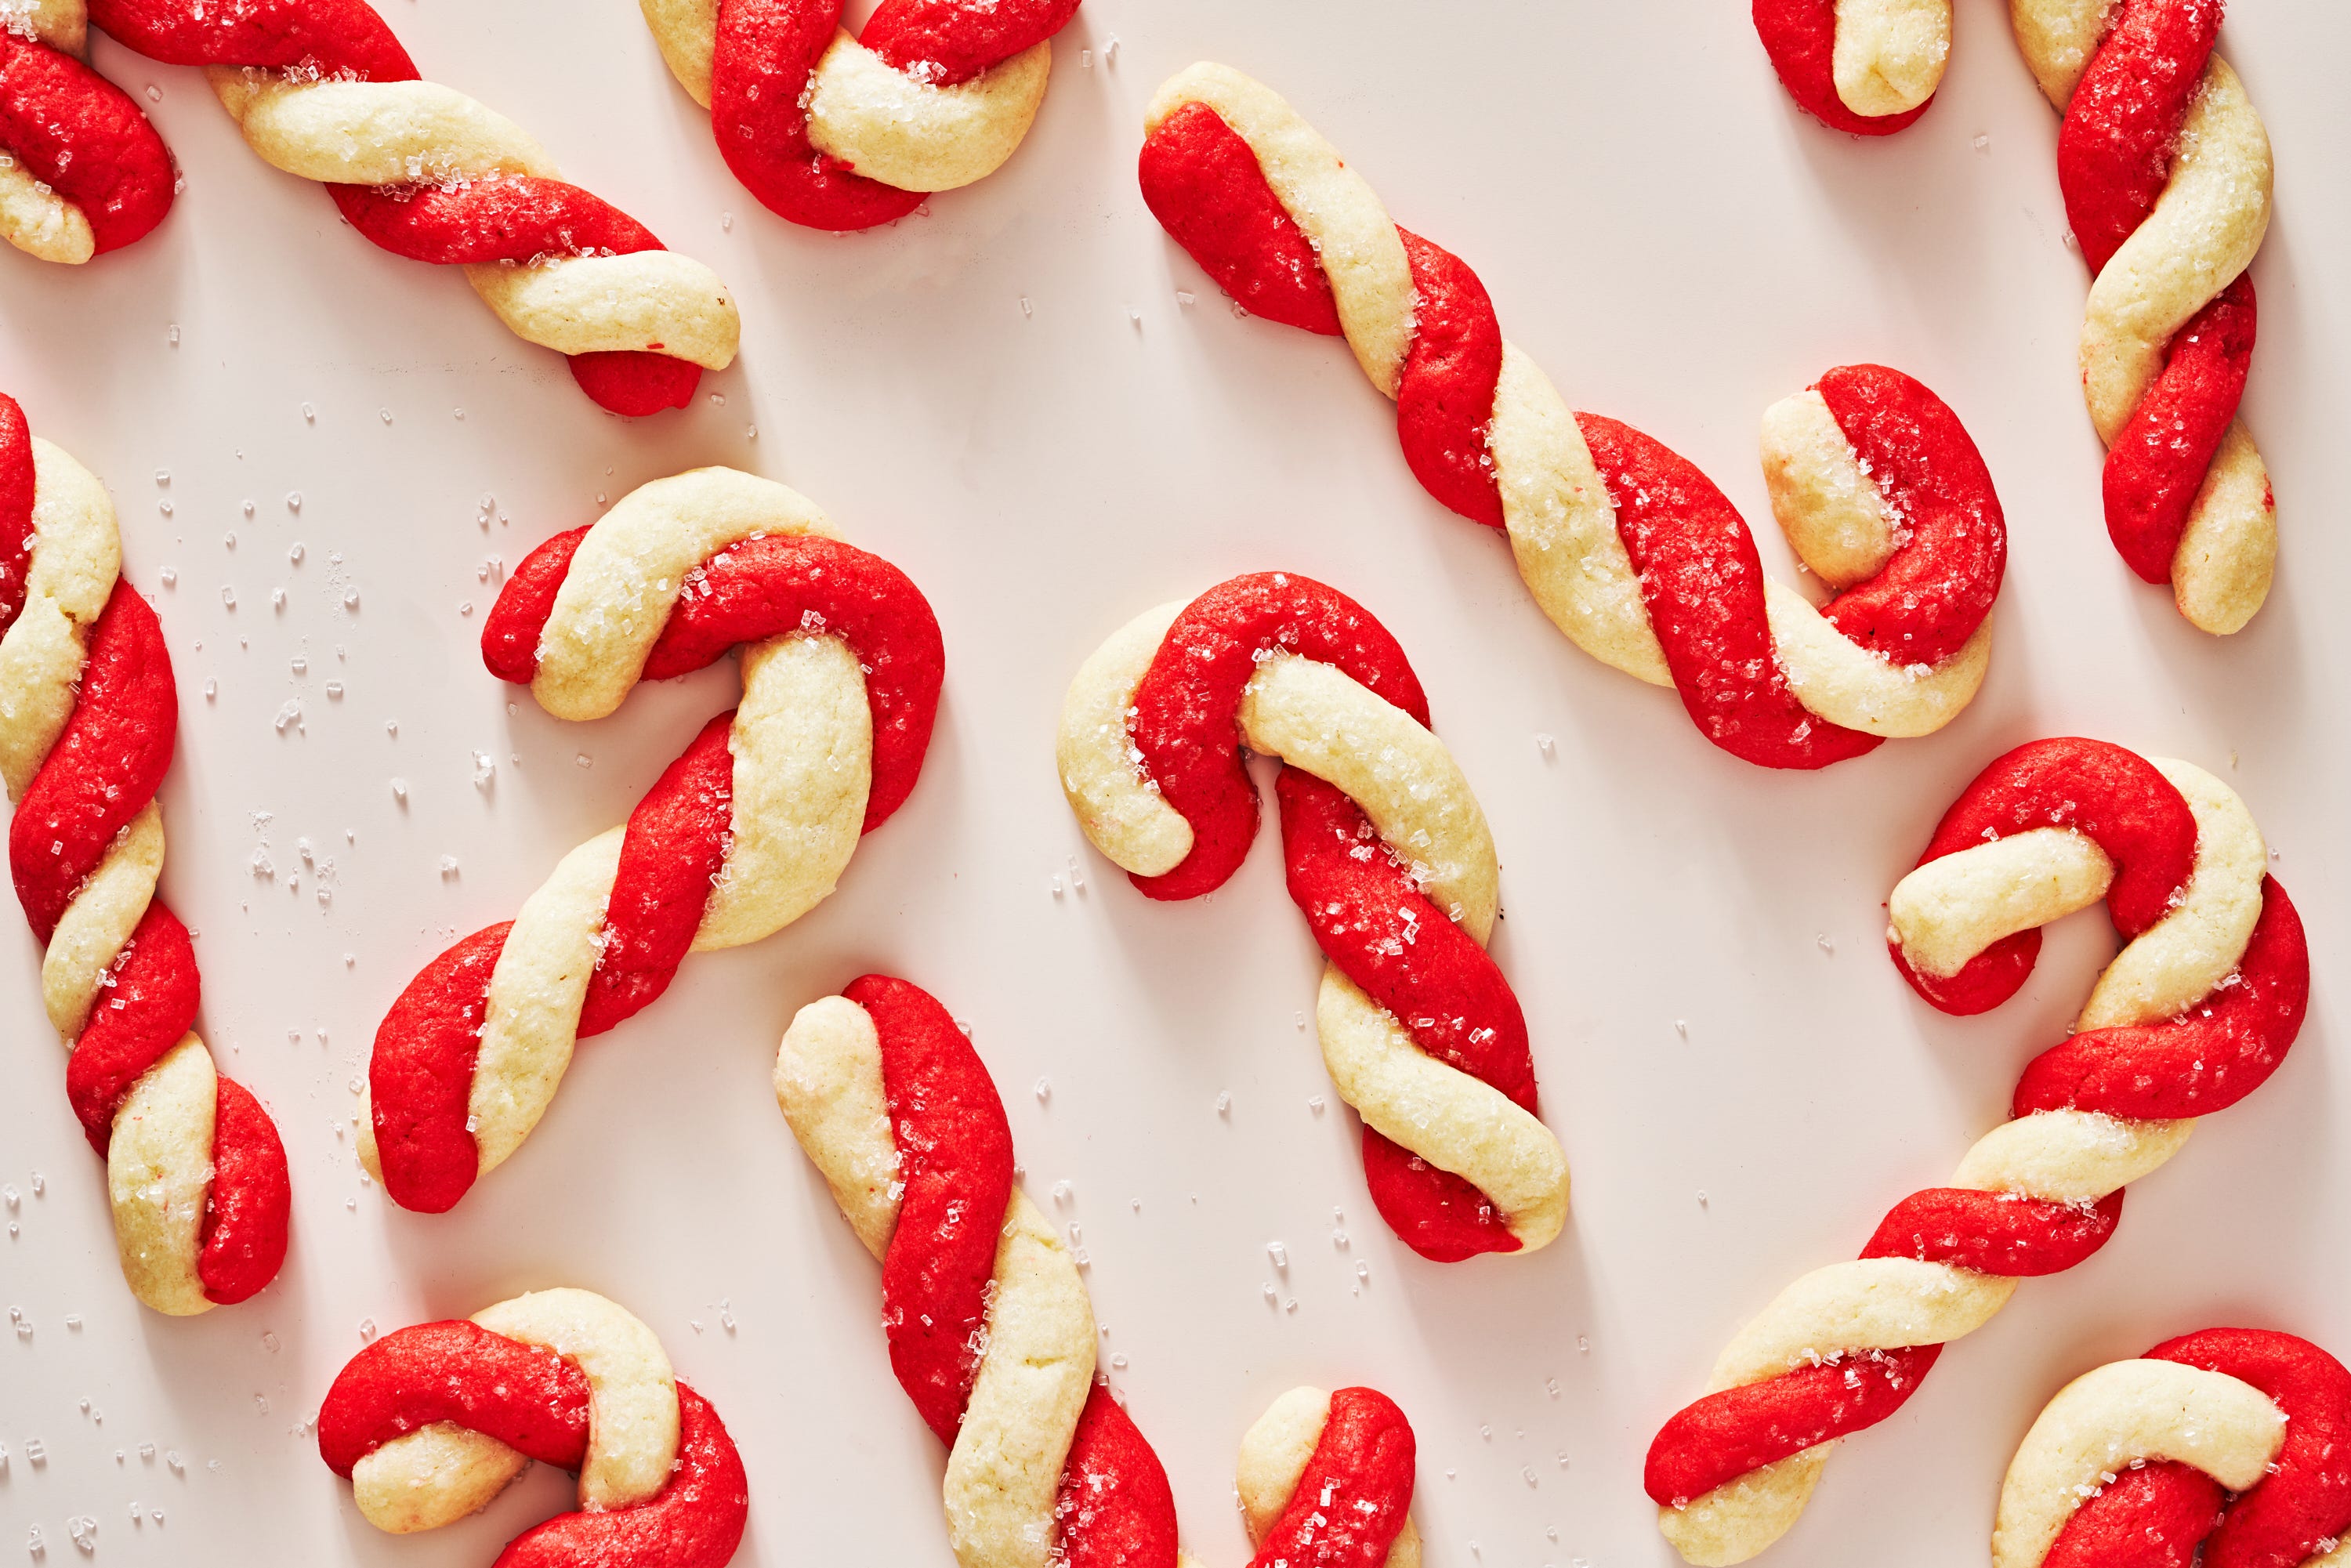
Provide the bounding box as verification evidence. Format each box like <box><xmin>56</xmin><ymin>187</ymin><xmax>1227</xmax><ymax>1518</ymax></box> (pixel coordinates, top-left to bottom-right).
<box><xmin>2</xmin><ymin>398</ymin><xmax>289</xmax><ymax>1307</ymax></box>
<box><xmin>0</xmin><ymin>29</ymin><xmax>176</xmax><ymax>255</ymax></box>
<box><xmin>1127</xmin><ymin>573</ymin><xmax>1542</xmax><ymax>1260</ymax></box>
<box><xmin>1751</xmin><ymin>0</ymin><xmax>1936</xmax><ymax>135</ymax></box>
<box><xmin>2045</xmin><ymin>1331</ymin><xmax>2351</xmax><ymax>1568</ymax></box>
<box><xmin>1139</xmin><ymin>107</ymin><xmax>2002</xmax><ymax>771</ymax></box>
<box><xmin>708</xmin><ymin>0</ymin><xmax>1080</xmax><ymax>230</ymax></box>
<box><xmin>82</xmin><ymin>0</ymin><xmax>706</xmax><ymax>413</ymax></box>
<box><xmin>1812</xmin><ymin>364</ymin><xmax>2006</xmax><ymax>664</ymax></box>
<box><xmin>1576</xmin><ymin>415</ymin><xmax>1882</xmax><ymax>770</ymax></box>
<box><xmin>317</xmin><ymin>1320</ymin><xmax>749</xmax><ymax>1568</ymax></box>
<box><xmin>369</xmin><ymin>528</ymin><xmax>944</xmax><ymax>1212</ymax></box>
<box><xmin>851</xmin><ymin>975</ymin><xmax>1182</xmax><ymax>1566</ymax></box>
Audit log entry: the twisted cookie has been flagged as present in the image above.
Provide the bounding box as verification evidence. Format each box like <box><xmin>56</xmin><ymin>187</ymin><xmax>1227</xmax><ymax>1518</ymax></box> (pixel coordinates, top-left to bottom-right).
<box><xmin>364</xmin><ymin>469</ymin><xmax>943</xmax><ymax>1212</ymax></box>
<box><xmin>1139</xmin><ymin>65</ymin><xmax>2005</xmax><ymax>768</ymax></box>
<box><xmin>642</xmin><ymin>0</ymin><xmax>1080</xmax><ymax>230</ymax></box>
<box><xmin>1</xmin><ymin>393</ymin><xmax>290</xmax><ymax>1315</ymax></box>
<box><xmin>2023</xmin><ymin>0</ymin><xmax>2275</xmax><ymax>633</ymax></box>
<box><xmin>318</xmin><ymin>1287</ymin><xmax>748</xmax><ymax>1566</ymax></box>
<box><xmin>1755</xmin><ymin>2</ymin><xmax>2274</xmax><ymax>632</ymax></box>
<box><xmin>1058</xmin><ymin>572</ymin><xmax>1567</xmax><ymax>1261</ymax></box>
<box><xmin>777</xmin><ymin>975</ymin><xmax>1182</xmax><ymax>1568</ymax></box>
<box><xmin>1752</xmin><ymin>0</ymin><xmax>1950</xmax><ymax>134</ymax></box>
<box><xmin>0</xmin><ymin>0</ymin><xmax>175</xmax><ymax>262</ymax></box>
<box><xmin>1215</xmin><ymin>1385</ymin><xmax>1419</xmax><ymax>1568</ymax></box>
<box><xmin>79</xmin><ymin>0</ymin><xmax>739</xmax><ymax>415</ymax></box>
<box><xmin>1646</xmin><ymin>737</ymin><xmax>2308</xmax><ymax>1564</ymax></box>
<box><xmin>1994</xmin><ymin>1328</ymin><xmax>2351</xmax><ymax>1568</ymax></box>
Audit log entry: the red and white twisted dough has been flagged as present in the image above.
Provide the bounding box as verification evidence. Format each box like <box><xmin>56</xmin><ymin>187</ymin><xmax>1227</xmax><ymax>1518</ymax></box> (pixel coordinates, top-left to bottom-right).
<box><xmin>317</xmin><ymin>1287</ymin><xmax>749</xmax><ymax>1568</ymax></box>
<box><xmin>1755</xmin><ymin>1</ymin><xmax>2274</xmax><ymax>632</ymax></box>
<box><xmin>1056</xmin><ymin>572</ymin><xmax>1568</xmax><ymax>1262</ymax></box>
<box><xmin>0</xmin><ymin>393</ymin><xmax>289</xmax><ymax>1316</ymax></box>
<box><xmin>363</xmin><ymin>469</ymin><xmax>943</xmax><ymax>1214</ymax></box>
<box><xmin>640</xmin><ymin>0</ymin><xmax>1081</xmax><ymax>231</ymax></box>
<box><xmin>1137</xmin><ymin>64</ymin><xmax>2005</xmax><ymax>771</ymax></box>
<box><xmin>1645</xmin><ymin>737</ymin><xmax>2309</xmax><ymax>1565</ymax></box>
<box><xmin>1994</xmin><ymin>1328</ymin><xmax>2351</xmax><ymax>1568</ymax></box>
<box><xmin>0</xmin><ymin>0</ymin><xmax>175</xmax><ymax>262</ymax></box>
<box><xmin>775</xmin><ymin>975</ymin><xmax>1422</xmax><ymax>1568</ymax></box>
<box><xmin>69</xmin><ymin>0</ymin><xmax>739</xmax><ymax>416</ymax></box>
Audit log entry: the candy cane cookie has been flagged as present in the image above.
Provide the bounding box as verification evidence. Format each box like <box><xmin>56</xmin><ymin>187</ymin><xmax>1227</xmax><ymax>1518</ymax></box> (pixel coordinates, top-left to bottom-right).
<box><xmin>1138</xmin><ymin>66</ymin><xmax>2005</xmax><ymax>769</ymax></box>
<box><xmin>0</xmin><ymin>393</ymin><xmax>291</xmax><ymax>1315</ymax></box>
<box><xmin>1226</xmin><ymin>1385</ymin><xmax>1421</xmax><ymax>1568</ymax></box>
<box><xmin>2021</xmin><ymin>0</ymin><xmax>2276</xmax><ymax>633</ymax></box>
<box><xmin>1056</xmin><ymin>572</ymin><xmax>1568</xmax><ymax>1262</ymax></box>
<box><xmin>74</xmin><ymin>0</ymin><xmax>738</xmax><ymax>416</ymax></box>
<box><xmin>0</xmin><ymin>0</ymin><xmax>176</xmax><ymax>263</ymax></box>
<box><xmin>1752</xmin><ymin>0</ymin><xmax>1951</xmax><ymax>134</ymax></box>
<box><xmin>363</xmin><ymin>469</ymin><xmax>944</xmax><ymax>1214</ymax></box>
<box><xmin>640</xmin><ymin>0</ymin><xmax>1080</xmax><ymax>231</ymax></box>
<box><xmin>317</xmin><ymin>1287</ymin><xmax>749</xmax><ymax>1566</ymax></box>
<box><xmin>1756</xmin><ymin>3</ymin><xmax>2275</xmax><ymax>632</ymax></box>
<box><xmin>1994</xmin><ymin>1329</ymin><xmax>2351</xmax><ymax>1568</ymax></box>
<box><xmin>776</xmin><ymin>975</ymin><xmax>1183</xmax><ymax>1568</ymax></box>
<box><xmin>1646</xmin><ymin>737</ymin><xmax>2308</xmax><ymax>1564</ymax></box>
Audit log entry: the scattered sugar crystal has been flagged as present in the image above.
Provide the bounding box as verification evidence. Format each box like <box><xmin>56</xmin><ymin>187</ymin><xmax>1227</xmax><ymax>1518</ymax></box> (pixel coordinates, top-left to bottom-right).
<box><xmin>1267</xmin><ymin>1240</ymin><xmax>1287</xmax><ymax>1269</ymax></box>
<box><xmin>391</xmin><ymin>778</ymin><xmax>408</xmax><ymax>800</ymax></box>
<box><xmin>438</xmin><ymin>855</ymin><xmax>458</xmax><ymax>878</ymax></box>
<box><xmin>1215</xmin><ymin>1091</ymin><xmax>1230</xmax><ymax>1116</ymax></box>
<box><xmin>1034</xmin><ymin>1077</ymin><xmax>1050</xmax><ymax>1103</ymax></box>
<box><xmin>221</xmin><ymin>585</ymin><xmax>236</xmax><ymax>607</ymax></box>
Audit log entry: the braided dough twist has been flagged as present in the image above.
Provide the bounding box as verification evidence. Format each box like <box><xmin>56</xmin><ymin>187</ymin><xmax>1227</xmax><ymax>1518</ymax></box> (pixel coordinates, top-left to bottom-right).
<box><xmin>1645</xmin><ymin>737</ymin><xmax>2309</xmax><ymax>1564</ymax></box>
<box><xmin>1230</xmin><ymin>1385</ymin><xmax>1421</xmax><ymax>1568</ymax></box>
<box><xmin>777</xmin><ymin>975</ymin><xmax>1182</xmax><ymax>1568</ymax></box>
<box><xmin>0</xmin><ymin>393</ymin><xmax>290</xmax><ymax>1316</ymax></box>
<box><xmin>76</xmin><ymin>0</ymin><xmax>739</xmax><ymax>416</ymax></box>
<box><xmin>0</xmin><ymin>0</ymin><xmax>175</xmax><ymax>262</ymax></box>
<box><xmin>642</xmin><ymin>0</ymin><xmax>1080</xmax><ymax>230</ymax></box>
<box><xmin>1755</xmin><ymin>1</ymin><xmax>2274</xmax><ymax>632</ymax></box>
<box><xmin>317</xmin><ymin>1287</ymin><xmax>749</xmax><ymax>1566</ymax></box>
<box><xmin>1995</xmin><ymin>1328</ymin><xmax>2351</xmax><ymax>1568</ymax></box>
<box><xmin>1057</xmin><ymin>572</ymin><xmax>1567</xmax><ymax>1262</ymax></box>
<box><xmin>363</xmin><ymin>468</ymin><xmax>943</xmax><ymax>1213</ymax></box>
<box><xmin>1137</xmin><ymin>65</ymin><xmax>2005</xmax><ymax>770</ymax></box>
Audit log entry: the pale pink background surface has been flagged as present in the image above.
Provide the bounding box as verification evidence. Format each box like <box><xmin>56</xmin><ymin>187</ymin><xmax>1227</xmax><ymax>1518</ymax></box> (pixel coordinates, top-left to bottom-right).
<box><xmin>2</xmin><ymin>2</ymin><xmax>2346</xmax><ymax>1563</ymax></box>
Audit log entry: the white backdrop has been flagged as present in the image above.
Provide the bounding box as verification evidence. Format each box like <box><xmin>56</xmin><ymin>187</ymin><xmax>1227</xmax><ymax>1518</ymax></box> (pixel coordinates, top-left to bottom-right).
<box><xmin>2</xmin><ymin>2</ymin><xmax>2345</xmax><ymax>1564</ymax></box>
